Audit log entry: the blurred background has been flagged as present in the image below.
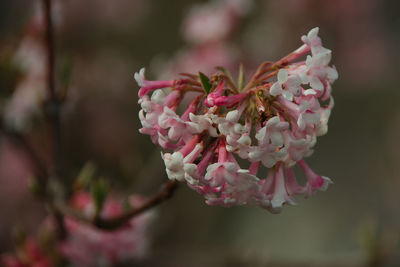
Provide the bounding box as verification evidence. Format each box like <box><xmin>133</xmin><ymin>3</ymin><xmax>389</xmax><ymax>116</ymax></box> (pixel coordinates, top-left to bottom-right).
<box><xmin>0</xmin><ymin>0</ymin><xmax>400</xmax><ymax>266</ymax></box>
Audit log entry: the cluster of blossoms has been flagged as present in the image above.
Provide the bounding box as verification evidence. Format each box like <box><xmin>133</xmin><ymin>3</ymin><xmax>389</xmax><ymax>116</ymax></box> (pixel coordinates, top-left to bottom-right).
<box><xmin>59</xmin><ymin>192</ymin><xmax>154</xmax><ymax>266</ymax></box>
<box><xmin>136</xmin><ymin>28</ymin><xmax>338</xmax><ymax>212</ymax></box>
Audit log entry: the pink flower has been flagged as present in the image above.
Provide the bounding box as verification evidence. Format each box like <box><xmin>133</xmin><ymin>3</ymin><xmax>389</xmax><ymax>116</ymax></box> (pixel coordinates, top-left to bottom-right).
<box><xmin>135</xmin><ymin>68</ymin><xmax>176</xmax><ymax>98</ymax></box>
<box><xmin>300</xmin><ymin>28</ymin><xmax>339</xmax><ymax>99</ymax></box>
<box><xmin>159</xmin><ymin>0</ymin><xmax>251</xmax><ymax>79</ymax></box>
<box><xmin>205</xmin><ymin>81</ymin><xmax>249</xmax><ymax>107</ymax></box>
<box><xmin>259</xmin><ymin>164</ymin><xmax>296</xmax><ymax>212</ymax></box>
<box><xmin>136</xmin><ymin>27</ymin><xmax>338</xmax><ymax>212</ymax></box>
<box><xmin>297</xmin><ymin>159</ymin><xmax>332</xmax><ymax>195</ymax></box>
<box><xmin>1</xmin><ymin>238</ymin><xmax>53</xmax><ymax>267</ymax></box>
<box><xmin>59</xmin><ymin>192</ymin><xmax>155</xmax><ymax>266</ymax></box>
<box><xmin>182</xmin><ymin>0</ymin><xmax>252</xmax><ymax>44</ymax></box>
<box><xmin>248</xmin><ymin>116</ymin><xmax>290</xmax><ymax>168</ymax></box>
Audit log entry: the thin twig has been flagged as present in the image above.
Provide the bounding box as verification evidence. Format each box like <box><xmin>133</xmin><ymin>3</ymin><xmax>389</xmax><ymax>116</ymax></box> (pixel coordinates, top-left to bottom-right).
<box><xmin>43</xmin><ymin>0</ymin><xmax>62</xmax><ymax>179</ymax></box>
<box><xmin>43</xmin><ymin>0</ymin><xmax>55</xmax><ymax>98</ymax></box>
<box><xmin>57</xmin><ymin>180</ymin><xmax>179</xmax><ymax>231</ymax></box>
<box><xmin>42</xmin><ymin>0</ymin><xmax>66</xmax><ymax>240</ymax></box>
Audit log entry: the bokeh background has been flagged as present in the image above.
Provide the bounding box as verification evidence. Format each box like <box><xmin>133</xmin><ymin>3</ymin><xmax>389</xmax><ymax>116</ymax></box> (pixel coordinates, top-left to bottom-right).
<box><xmin>1</xmin><ymin>0</ymin><xmax>400</xmax><ymax>266</ymax></box>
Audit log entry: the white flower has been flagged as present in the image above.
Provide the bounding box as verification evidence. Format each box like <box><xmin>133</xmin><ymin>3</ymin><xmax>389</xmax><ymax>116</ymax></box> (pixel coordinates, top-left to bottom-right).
<box><xmin>134</xmin><ymin>67</ymin><xmax>146</xmax><ymax>87</ymax></box>
<box><xmin>270</xmin><ymin>69</ymin><xmax>302</xmax><ymax>101</ymax></box>
<box><xmin>162</xmin><ymin>152</ymin><xmax>185</xmax><ymax>181</ymax></box>
<box><xmin>205</xmin><ymin>162</ymin><xmax>237</xmax><ymax>187</ymax></box>
<box><xmin>188</xmin><ymin>112</ymin><xmax>218</xmax><ymax>137</ymax></box>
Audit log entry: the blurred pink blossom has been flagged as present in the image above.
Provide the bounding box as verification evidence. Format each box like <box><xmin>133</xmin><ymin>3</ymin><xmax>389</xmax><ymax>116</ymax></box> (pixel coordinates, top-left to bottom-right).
<box><xmin>158</xmin><ymin>0</ymin><xmax>252</xmax><ymax>79</ymax></box>
<box><xmin>0</xmin><ymin>140</ymin><xmax>46</xmax><ymax>242</ymax></box>
<box><xmin>59</xmin><ymin>192</ymin><xmax>155</xmax><ymax>266</ymax></box>
<box><xmin>3</xmin><ymin>1</ymin><xmax>63</xmax><ymax>130</ymax></box>
<box><xmin>182</xmin><ymin>0</ymin><xmax>252</xmax><ymax>45</ymax></box>
<box><xmin>1</xmin><ymin>238</ymin><xmax>53</xmax><ymax>267</ymax></box>
<box><xmin>161</xmin><ymin>43</ymin><xmax>239</xmax><ymax>78</ymax></box>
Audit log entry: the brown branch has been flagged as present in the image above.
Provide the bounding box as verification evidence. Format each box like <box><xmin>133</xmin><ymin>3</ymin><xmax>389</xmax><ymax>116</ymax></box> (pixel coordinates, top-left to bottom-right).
<box><xmin>43</xmin><ymin>0</ymin><xmax>62</xmax><ymax>179</ymax></box>
<box><xmin>43</xmin><ymin>0</ymin><xmax>55</xmax><ymax>98</ymax></box>
<box><xmin>42</xmin><ymin>0</ymin><xmax>66</xmax><ymax>240</ymax></box>
<box><xmin>95</xmin><ymin>180</ymin><xmax>178</xmax><ymax>229</ymax></box>
<box><xmin>56</xmin><ymin>180</ymin><xmax>179</xmax><ymax>231</ymax></box>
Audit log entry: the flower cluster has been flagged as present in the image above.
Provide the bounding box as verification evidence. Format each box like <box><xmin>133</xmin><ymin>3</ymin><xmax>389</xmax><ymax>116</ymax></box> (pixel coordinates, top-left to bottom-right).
<box><xmin>59</xmin><ymin>192</ymin><xmax>154</xmax><ymax>266</ymax></box>
<box><xmin>135</xmin><ymin>28</ymin><xmax>338</xmax><ymax>212</ymax></box>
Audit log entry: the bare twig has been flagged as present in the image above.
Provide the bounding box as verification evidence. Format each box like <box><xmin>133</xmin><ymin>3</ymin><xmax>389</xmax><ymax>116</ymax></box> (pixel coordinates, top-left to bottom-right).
<box><xmin>57</xmin><ymin>180</ymin><xmax>179</xmax><ymax>231</ymax></box>
<box><xmin>94</xmin><ymin>180</ymin><xmax>178</xmax><ymax>229</ymax></box>
<box><xmin>43</xmin><ymin>0</ymin><xmax>55</xmax><ymax>98</ymax></box>
<box><xmin>43</xmin><ymin>0</ymin><xmax>62</xmax><ymax>180</ymax></box>
<box><xmin>42</xmin><ymin>0</ymin><xmax>66</xmax><ymax>240</ymax></box>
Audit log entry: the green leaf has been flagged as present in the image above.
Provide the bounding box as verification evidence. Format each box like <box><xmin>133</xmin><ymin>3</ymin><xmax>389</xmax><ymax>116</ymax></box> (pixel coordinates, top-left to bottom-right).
<box><xmin>199</xmin><ymin>72</ymin><xmax>212</xmax><ymax>94</ymax></box>
<box><xmin>238</xmin><ymin>63</ymin><xmax>245</xmax><ymax>91</ymax></box>
<box><xmin>91</xmin><ymin>178</ymin><xmax>109</xmax><ymax>217</ymax></box>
